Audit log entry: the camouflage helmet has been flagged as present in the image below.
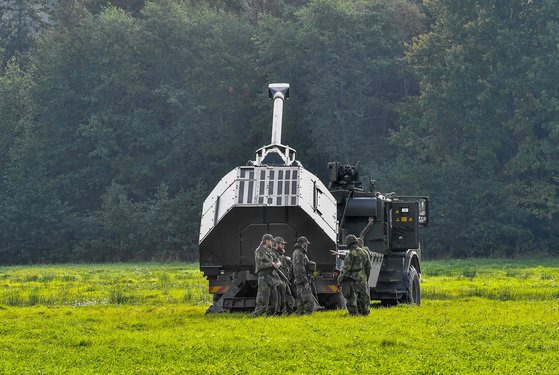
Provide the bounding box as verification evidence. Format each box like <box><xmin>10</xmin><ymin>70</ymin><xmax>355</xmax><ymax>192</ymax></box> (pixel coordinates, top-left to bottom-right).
<box><xmin>274</xmin><ymin>236</ymin><xmax>287</xmax><ymax>245</ymax></box>
<box><xmin>296</xmin><ymin>236</ymin><xmax>311</xmax><ymax>245</ymax></box>
<box><xmin>262</xmin><ymin>233</ymin><xmax>274</xmax><ymax>242</ymax></box>
<box><xmin>345</xmin><ymin>234</ymin><xmax>358</xmax><ymax>247</ymax></box>
<box><xmin>357</xmin><ymin>237</ymin><xmax>364</xmax><ymax>246</ymax></box>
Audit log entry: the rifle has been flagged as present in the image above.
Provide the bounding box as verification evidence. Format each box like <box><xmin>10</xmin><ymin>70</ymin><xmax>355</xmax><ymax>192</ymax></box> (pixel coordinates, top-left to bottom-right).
<box><xmin>275</xmin><ymin>268</ymin><xmax>292</xmax><ymax>287</ymax></box>
<box><xmin>309</xmin><ymin>277</ymin><xmax>325</xmax><ymax>311</ymax></box>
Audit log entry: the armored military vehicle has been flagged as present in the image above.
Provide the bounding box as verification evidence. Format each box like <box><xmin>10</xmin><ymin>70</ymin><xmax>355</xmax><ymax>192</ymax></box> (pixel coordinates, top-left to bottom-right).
<box><xmin>199</xmin><ymin>83</ymin><xmax>429</xmax><ymax>312</ymax></box>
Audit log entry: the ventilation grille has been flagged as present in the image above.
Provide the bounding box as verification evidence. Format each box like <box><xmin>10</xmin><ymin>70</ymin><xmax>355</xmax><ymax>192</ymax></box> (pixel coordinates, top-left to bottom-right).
<box><xmin>237</xmin><ymin>167</ymin><xmax>299</xmax><ymax>206</ymax></box>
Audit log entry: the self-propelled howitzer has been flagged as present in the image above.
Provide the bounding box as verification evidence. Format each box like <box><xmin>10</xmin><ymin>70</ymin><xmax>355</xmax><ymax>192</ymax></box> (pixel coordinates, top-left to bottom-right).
<box><xmin>199</xmin><ymin>83</ymin><xmax>429</xmax><ymax>312</ymax></box>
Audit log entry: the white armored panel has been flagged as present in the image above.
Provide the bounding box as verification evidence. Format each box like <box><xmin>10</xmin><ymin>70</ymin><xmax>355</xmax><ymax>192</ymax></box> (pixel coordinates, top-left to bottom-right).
<box><xmin>200</xmin><ymin>169</ymin><xmax>238</xmax><ymax>242</ymax></box>
<box><xmin>199</xmin><ymin>165</ymin><xmax>338</xmax><ymax>243</ymax></box>
<box><xmin>298</xmin><ymin>168</ymin><xmax>337</xmax><ymax>241</ymax></box>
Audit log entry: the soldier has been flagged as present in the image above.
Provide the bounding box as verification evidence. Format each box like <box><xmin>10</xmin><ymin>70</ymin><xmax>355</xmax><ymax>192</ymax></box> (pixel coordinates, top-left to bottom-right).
<box><xmin>272</xmin><ymin>237</ymin><xmax>295</xmax><ymax>314</ymax></box>
<box><xmin>292</xmin><ymin>236</ymin><xmax>315</xmax><ymax>315</ymax></box>
<box><xmin>253</xmin><ymin>233</ymin><xmax>282</xmax><ymax>316</ymax></box>
<box><xmin>338</xmin><ymin>234</ymin><xmax>371</xmax><ymax>316</ymax></box>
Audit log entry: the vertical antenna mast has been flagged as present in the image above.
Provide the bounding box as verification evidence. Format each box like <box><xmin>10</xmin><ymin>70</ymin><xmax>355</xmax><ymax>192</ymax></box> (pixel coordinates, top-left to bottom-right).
<box><xmin>268</xmin><ymin>83</ymin><xmax>290</xmax><ymax>145</ymax></box>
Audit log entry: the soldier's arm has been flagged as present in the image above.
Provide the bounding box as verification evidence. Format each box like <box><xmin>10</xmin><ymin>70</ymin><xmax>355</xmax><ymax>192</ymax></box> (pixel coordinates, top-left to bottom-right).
<box><xmin>364</xmin><ymin>252</ymin><xmax>372</xmax><ymax>279</ymax></box>
<box><xmin>338</xmin><ymin>251</ymin><xmax>354</xmax><ymax>282</ymax></box>
<box><xmin>293</xmin><ymin>252</ymin><xmax>309</xmax><ymax>284</ymax></box>
<box><xmin>255</xmin><ymin>249</ymin><xmax>274</xmax><ymax>270</ymax></box>
<box><xmin>364</xmin><ymin>250</ymin><xmax>372</xmax><ymax>273</ymax></box>
<box><xmin>330</xmin><ymin>250</ymin><xmax>346</xmax><ymax>260</ymax></box>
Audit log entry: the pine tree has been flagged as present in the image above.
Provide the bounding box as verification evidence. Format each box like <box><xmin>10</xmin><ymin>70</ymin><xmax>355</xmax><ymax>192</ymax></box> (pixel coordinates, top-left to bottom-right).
<box><xmin>0</xmin><ymin>0</ymin><xmax>53</xmax><ymax>67</ymax></box>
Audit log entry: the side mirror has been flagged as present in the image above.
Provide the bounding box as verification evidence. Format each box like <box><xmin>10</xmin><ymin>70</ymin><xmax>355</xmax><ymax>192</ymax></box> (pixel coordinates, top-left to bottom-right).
<box><xmin>418</xmin><ymin>197</ymin><xmax>429</xmax><ymax>227</ymax></box>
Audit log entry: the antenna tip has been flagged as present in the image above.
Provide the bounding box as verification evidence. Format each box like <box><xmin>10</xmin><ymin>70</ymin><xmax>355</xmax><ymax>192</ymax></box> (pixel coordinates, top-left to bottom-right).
<box><xmin>268</xmin><ymin>83</ymin><xmax>290</xmax><ymax>100</ymax></box>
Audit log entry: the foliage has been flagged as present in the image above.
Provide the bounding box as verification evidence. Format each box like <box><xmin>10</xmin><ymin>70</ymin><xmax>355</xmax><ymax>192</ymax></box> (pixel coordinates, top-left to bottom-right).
<box><xmin>394</xmin><ymin>0</ymin><xmax>559</xmax><ymax>256</ymax></box>
<box><xmin>254</xmin><ymin>0</ymin><xmax>427</xmax><ymax>171</ymax></box>
<box><xmin>0</xmin><ymin>0</ymin><xmax>53</xmax><ymax>67</ymax></box>
<box><xmin>1</xmin><ymin>2</ymin><xmax>259</xmax><ymax>263</ymax></box>
<box><xmin>0</xmin><ymin>61</ymin><xmax>34</xmax><ymax>168</ymax></box>
<box><xmin>0</xmin><ymin>0</ymin><xmax>558</xmax><ymax>263</ymax></box>
<box><xmin>75</xmin><ymin>183</ymin><xmax>207</xmax><ymax>261</ymax></box>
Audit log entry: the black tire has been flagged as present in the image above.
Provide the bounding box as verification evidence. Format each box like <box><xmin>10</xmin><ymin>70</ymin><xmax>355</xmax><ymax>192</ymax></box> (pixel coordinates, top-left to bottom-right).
<box><xmin>206</xmin><ymin>294</ymin><xmax>224</xmax><ymax>314</ymax></box>
<box><xmin>380</xmin><ymin>299</ymin><xmax>398</xmax><ymax>307</ymax></box>
<box><xmin>318</xmin><ymin>292</ymin><xmax>346</xmax><ymax>310</ymax></box>
<box><xmin>405</xmin><ymin>265</ymin><xmax>420</xmax><ymax>306</ymax></box>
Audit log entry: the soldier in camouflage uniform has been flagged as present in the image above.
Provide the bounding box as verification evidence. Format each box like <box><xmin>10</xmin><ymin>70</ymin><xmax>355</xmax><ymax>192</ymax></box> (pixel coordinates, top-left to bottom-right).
<box><xmin>272</xmin><ymin>237</ymin><xmax>295</xmax><ymax>314</ymax></box>
<box><xmin>338</xmin><ymin>234</ymin><xmax>371</xmax><ymax>316</ymax></box>
<box><xmin>253</xmin><ymin>233</ymin><xmax>282</xmax><ymax>316</ymax></box>
<box><xmin>292</xmin><ymin>236</ymin><xmax>315</xmax><ymax>315</ymax></box>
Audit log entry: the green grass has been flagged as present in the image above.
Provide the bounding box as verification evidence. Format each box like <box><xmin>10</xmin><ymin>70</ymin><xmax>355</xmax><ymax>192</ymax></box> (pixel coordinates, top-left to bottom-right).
<box><xmin>0</xmin><ymin>263</ymin><xmax>211</xmax><ymax>307</ymax></box>
<box><xmin>421</xmin><ymin>259</ymin><xmax>559</xmax><ymax>301</ymax></box>
<box><xmin>1</xmin><ymin>260</ymin><xmax>559</xmax><ymax>374</ymax></box>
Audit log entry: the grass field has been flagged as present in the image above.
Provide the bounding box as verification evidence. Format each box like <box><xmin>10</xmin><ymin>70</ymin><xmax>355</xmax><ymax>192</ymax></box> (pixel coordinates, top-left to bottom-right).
<box><xmin>1</xmin><ymin>259</ymin><xmax>559</xmax><ymax>374</ymax></box>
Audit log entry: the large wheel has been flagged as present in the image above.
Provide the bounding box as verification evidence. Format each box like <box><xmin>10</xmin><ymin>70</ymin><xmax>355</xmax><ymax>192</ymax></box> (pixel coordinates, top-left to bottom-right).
<box><xmin>318</xmin><ymin>291</ymin><xmax>345</xmax><ymax>310</ymax></box>
<box><xmin>380</xmin><ymin>299</ymin><xmax>398</xmax><ymax>307</ymax></box>
<box><xmin>405</xmin><ymin>265</ymin><xmax>421</xmax><ymax>306</ymax></box>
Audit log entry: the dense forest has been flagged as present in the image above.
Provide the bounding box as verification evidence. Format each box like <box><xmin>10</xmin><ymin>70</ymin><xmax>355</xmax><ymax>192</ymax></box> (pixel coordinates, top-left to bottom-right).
<box><xmin>0</xmin><ymin>0</ymin><xmax>558</xmax><ymax>263</ymax></box>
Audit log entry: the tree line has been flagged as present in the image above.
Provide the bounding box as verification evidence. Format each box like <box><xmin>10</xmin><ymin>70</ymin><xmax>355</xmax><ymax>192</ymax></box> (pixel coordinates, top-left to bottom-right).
<box><xmin>0</xmin><ymin>0</ymin><xmax>557</xmax><ymax>264</ymax></box>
